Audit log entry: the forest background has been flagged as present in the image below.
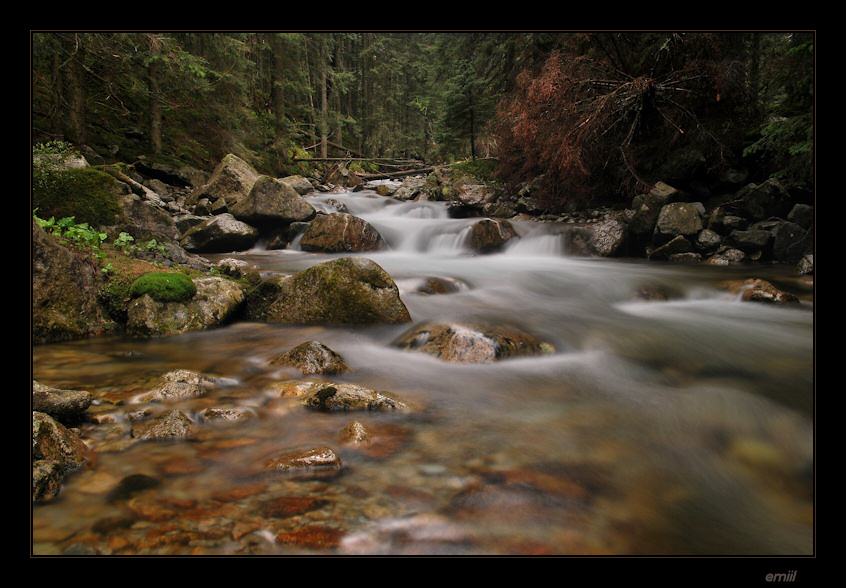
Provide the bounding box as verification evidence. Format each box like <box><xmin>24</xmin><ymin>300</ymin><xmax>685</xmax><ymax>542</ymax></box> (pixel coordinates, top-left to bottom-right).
<box><xmin>30</xmin><ymin>31</ymin><xmax>814</xmax><ymax>211</ymax></box>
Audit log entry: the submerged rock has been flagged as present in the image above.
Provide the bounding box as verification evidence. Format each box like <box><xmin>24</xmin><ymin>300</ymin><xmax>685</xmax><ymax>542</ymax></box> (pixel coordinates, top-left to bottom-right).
<box><xmin>131</xmin><ymin>409</ymin><xmax>197</xmax><ymax>440</ymax></box>
<box><xmin>133</xmin><ymin>369</ymin><xmax>221</xmax><ymax>403</ymax></box>
<box><xmin>718</xmin><ymin>278</ymin><xmax>801</xmax><ymax>304</ymax></box>
<box><xmin>263</xmin><ymin>446</ymin><xmax>343</xmax><ymax>477</ymax></box>
<box><xmin>247</xmin><ymin>257</ymin><xmax>411</xmax><ymax>325</ymax></box>
<box><xmin>394</xmin><ymin>322</ymin><xmax>554</xmax><ymax>363</ymax></box>
<box><xmin>270</xmin><ymin>380</ymin><xmax>412</xmax><ymax>411</ymax></box>
<box><xmin>270</xmin><ymin>341</ymin><xmax>350</xmax><ymax>375</ymax></box>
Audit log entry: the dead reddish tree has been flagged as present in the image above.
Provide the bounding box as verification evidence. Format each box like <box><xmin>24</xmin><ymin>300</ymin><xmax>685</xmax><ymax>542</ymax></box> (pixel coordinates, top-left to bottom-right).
<box><xmin>496</xmin><ymin>33</ymin><xmax>753</xmax><ymax>210</ymax></box>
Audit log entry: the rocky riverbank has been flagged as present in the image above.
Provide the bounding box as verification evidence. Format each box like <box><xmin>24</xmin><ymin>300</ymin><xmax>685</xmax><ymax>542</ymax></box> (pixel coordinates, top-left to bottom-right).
<box><xmin>32</xmin><ymin>152</ymin><xmax>814</xmax><ymax>346</ymax></box>
<box><xmin>32</xmin><ymin>152</ymin><xmax>814</xmax><ymax>511</ymax></box>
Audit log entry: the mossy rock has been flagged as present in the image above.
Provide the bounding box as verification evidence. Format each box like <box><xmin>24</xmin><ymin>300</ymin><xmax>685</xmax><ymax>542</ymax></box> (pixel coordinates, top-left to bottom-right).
<box><xmin>32</xmin><ymin>167</ymin><xmax>125</xmax><ymax>227</ymax></box>
<box><xmin>130</xmin><ymin>272</ymin><xmax>197</xmax><ymax>302</ymax></box>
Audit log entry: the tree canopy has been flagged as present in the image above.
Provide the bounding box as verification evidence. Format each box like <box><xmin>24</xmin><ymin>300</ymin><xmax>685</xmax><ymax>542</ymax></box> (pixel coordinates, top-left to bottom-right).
<box><xmin>31</xmin><ymin>31</ymin><xmax>814</xmax><ymax>209</ymax></box>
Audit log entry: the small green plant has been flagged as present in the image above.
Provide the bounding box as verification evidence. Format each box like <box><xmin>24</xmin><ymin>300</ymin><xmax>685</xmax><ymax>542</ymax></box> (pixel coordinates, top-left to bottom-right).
<box><xmin>113</xmin><ymin>232</ymin><xmax>135</xmax><ymax>252</ymax></box>
<box><xmin>138</xmin><ymin>239</ymin><xmax>169</xmax><ymax>257</ymax></box>
<box><xmin>34</xmin><ymin>211</ymin><xmax>108</xmax><ymax>258</ymax></box>
<box><xmin>129</xmin><ymin>271</ymin><xmax>197</xmax><ymax>302</ymax></box>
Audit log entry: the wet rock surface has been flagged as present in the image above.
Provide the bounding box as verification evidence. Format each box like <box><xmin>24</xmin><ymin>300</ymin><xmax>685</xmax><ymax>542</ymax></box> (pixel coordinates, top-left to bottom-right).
<box><xmin>393</xmin><ymin>322</ymin><xmax>555</xmax><ymax>364</ymax></box>
<box><xmin>299</xmin><ymin>212</ymin><xmax>386</xmax><ymax>253</ymax></box>
<box><xmin>246</xmin><ymin>257</ymin><xmax>411</xmax><ymax>325</ymax></box>
<box><xmin>269</xmin><ymin>341</ymin><xmax>350</xmax><ymax>375</ymax></box>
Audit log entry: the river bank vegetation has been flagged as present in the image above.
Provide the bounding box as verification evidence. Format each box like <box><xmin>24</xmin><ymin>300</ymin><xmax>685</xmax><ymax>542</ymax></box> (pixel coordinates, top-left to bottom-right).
<box><xmin>32</xmin><ymin>32</ymin><xmax>813</xmax><ymax>212</ymax></box>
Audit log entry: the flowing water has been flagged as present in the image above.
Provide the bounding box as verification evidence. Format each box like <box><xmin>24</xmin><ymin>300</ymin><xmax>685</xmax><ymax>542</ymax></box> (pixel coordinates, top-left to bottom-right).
<box><xmin>32</xmin><ymin>184</ymin><xmax>814</xmax><ymax>556</ymax></box>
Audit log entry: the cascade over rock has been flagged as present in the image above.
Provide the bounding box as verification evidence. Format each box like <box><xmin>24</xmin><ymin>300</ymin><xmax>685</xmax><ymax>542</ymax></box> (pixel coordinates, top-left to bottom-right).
<box><xmin>299</xmin><ymin>212</ymin><xmax>386</xmax><ymax>253</ymax></box>
<box><xmin>466</xmin><ymin>218</ymin><xmax>517</xmax><ymax>253</ymax></box>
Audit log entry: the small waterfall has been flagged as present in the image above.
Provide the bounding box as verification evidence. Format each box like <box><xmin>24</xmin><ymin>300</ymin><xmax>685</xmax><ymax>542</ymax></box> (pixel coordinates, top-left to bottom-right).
<box><xmin>505</xmin><ymin>229</ymin><xmax>565</xmax><ymax>257</ymax></box>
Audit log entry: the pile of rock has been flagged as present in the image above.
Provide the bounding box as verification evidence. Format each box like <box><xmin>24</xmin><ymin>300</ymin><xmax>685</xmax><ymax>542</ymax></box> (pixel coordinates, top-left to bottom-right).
<box><xmin>624</xmin><ymin>179</ymin><xmax>813</xmax><ymax>272</ymax></box>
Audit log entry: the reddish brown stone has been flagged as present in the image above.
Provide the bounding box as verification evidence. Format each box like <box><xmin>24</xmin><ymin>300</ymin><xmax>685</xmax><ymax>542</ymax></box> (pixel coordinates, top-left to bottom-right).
<box><xmin>259</xmin><ymin>496</ymin><xmax>331</xmax><ymax>519</ymax></box>
<box><xmin>275</xmin><ymin>525</ymin><xmax>343</xmax><ymax>549</ymax></box>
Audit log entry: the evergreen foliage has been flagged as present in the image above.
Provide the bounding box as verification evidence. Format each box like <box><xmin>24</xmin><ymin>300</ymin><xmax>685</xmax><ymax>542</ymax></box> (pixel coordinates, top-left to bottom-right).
<box><xmin>31</xmin><ymin>31</ymin><xmax>814</xmax><ymax>211</ymax></box>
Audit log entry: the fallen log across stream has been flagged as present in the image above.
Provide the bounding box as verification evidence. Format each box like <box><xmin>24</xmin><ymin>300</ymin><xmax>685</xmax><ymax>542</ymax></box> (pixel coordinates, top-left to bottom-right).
<box><xmin>355</xmin><ymin>167</ymin><xmax>433</xmax><ymax>180</ymax></box>
<box><xmin>293</xmin><ymin>156</ymin><xmax>432</xmax><ymax>180</ymax></box>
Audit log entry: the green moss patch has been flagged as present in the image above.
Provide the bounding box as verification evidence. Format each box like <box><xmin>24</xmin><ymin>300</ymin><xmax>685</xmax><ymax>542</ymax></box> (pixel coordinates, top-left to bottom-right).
<box><xmin>32</xmin><ymin>167</ymin><xmax>125</xmax><ymax>227</ymax></box>
<box><xmin>130</xmin><ymin>272</ymin><xmax>197</xmax><ymax>302</ymax></box>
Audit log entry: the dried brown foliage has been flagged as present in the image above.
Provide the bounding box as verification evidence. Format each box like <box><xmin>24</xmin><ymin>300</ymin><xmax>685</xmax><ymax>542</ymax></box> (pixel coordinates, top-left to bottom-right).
<box><xmin>495</xmin><ymin>33</ymin><xmax>753</xmax><ymax>209</ymax></box>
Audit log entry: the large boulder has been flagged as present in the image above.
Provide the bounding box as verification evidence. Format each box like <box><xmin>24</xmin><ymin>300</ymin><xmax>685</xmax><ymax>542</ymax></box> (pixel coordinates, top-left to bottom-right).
<box><xmin>179</xmin><ymin>213</ymin><xmax>259</xmax><ymax>253</ymax></box>
<box><xmin>246</xmin><ymin>257</ymin><xmax>411</xmax><ymax>325</ymax></box>
<box><xmin>126</xmin><ymin>276</ymin><xmax>246</xmax><ymax>337</ymax></box>
<box><xmin>454</xmin><ymin>182</ymin><xmax>497</xmax><ymax>208</ymax></box>
<box><xmin>737</xmin><ymin>178</ymin><xmax>791</xmax><ymax>222</ymax></box>
<box><xmin>230</xmin><ymin>175</ymin><xmax>316</xmax><ymax>227</ymax></box>
<box><xmin>466</xmin><ymin>218</ymin><xmax>517</xmax><ymax>253</ymax></box>
<box><xmin>105</xmin><ymin>192</ymin><xmax>180</xmax><ymax>244</ymax></box>
<box><xmin>653</xmin><ymin>202</ymin><xmax>704</xmax><ymax>244</ymax></box>
<box><xmin>393</xmin><ymin>322</ymin><xmax>554</xmax><ymax>363</ymax></box>
<box><xmin>393</xmin><ymin>176</ymin><xmax>427</xmax><ymax>201</ymax></box>
<box><xmin>299</xmin><ymin>213</ymin><xmax>386</xmax><ymax>253</ymax></box>
<box><xmin>279</xmin><ymin>175</ymin><xmax>315</xmax><ymax>195</ymax></box>
<box><xmin>186</xmin><ymin>154</ymin><xmax>260</xmax><ymax>208</ymax></box>
<box><xmin>728</xmin><ymin>228</ymin><xmax>772</xmax><ymax>254</ymax></box>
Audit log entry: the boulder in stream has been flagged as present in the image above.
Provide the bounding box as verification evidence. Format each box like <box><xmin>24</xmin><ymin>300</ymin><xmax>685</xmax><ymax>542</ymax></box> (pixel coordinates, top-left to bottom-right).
<box><xmin>179</xmin><ymin>213</ymin><xmax>260</xmax><ymax>253</ymax></box>
<box><xmin>262</xmin><ymin>446</ymin><xmax>343</xmax><ymax>477</ymax></box>
<box><xmin>466</xmin><ymin>218</ymin><xmax>518</xmax><ymax>253</ymax></box>
<box><xmin>33</xmin><ymin>381</ymin><xmax>93</xmax><ymax>422</ymax></box>
<box><xmin>33</xmin><ymin>410</ymin><xmax>91</xmax><ymax>502</ymax></box>
<box><xmin>230</xmin><ymin>175</ymin><xmax>317</xmax><ymax>226</ymax></box>
<box><xmin>718</xmin><ymin>278</ymin><xmax>800</xmax><ymax>304</ymax></box>
<box><xmin>247</xmin><ymin>257</ymin><xmax>411</xmax><ymax>325</ymax></box>
<box><xmin>131</xmin><ymin>409</ymin><xmax>197</xmax><ymax>440</ymax></box>
<box><xmin>126</xmin><ymin>276</ymin><xmax>246</xmax><ymax>337</ymax></box>
<box><xmin>270</xmin><ymin>341</ymin><xmax>350</xmax><ymax>375</ymax></box>
<box><xmin>268</xmin><ymin>380</ymin><xmax>413</xmax><ymax>411</ymax></box>
<box><xmin>299</xmin><ymin>212</ymin><xmax>386</xmax><ymax>253</ymax></box>
<box><xmin>394</xmin><ymin>322</ymin><xmax>555</xmax><ymax>363</ymax></box>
